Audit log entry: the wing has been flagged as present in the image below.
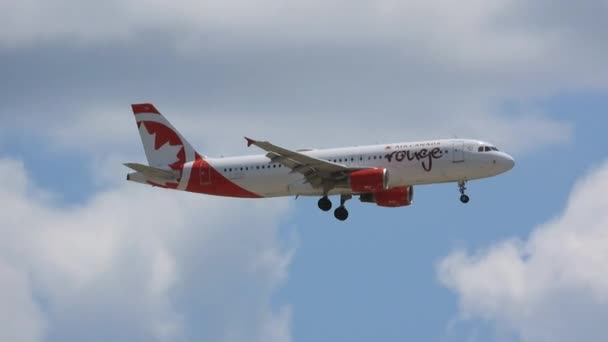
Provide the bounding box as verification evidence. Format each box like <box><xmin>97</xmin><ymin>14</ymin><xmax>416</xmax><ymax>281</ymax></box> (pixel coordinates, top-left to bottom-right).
<box><xmin>245</xmin><ymin>137</ymin><xmax>363</xmax><ymax>189</ymax></box>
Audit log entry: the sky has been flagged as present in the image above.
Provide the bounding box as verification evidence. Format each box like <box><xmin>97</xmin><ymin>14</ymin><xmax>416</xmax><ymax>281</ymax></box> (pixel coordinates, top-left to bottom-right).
<box><xmin>0</xmin><ymin>1</ymin><xmax>607</xmax><ymax>341</ymax></box>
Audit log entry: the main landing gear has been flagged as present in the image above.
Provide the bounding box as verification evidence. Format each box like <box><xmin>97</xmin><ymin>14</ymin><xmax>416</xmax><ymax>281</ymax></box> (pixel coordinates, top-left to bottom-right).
<box><xmin>334</xmin><ymin>194</ymin><xmax>352</xmax><ymax>221</ymax></box>
<box><xmin>318</xmin><ymin>194</ymin><xmax>352</xmax><ymax>221</ymax></box>
<box><xmin>318</xmin><ymin>196</ymin><xmax>332</xmax><ymax>211</ymax></box>
<box><xmin>458</xmin><ymin>181</ymin><xmax>470</xmax><ymax>204</ymax></box>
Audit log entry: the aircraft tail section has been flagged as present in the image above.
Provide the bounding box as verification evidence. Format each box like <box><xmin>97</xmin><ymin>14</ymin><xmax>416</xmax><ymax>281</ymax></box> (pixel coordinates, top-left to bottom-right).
<box><xmin>130</xmin><ymin>103</ymin><xmax>202</xmax><ymax>169</ymax></box>
<box><xmin>126</xmin><ymin>103</ymin><xmax>204</xmax><ymax>190</ymax></box>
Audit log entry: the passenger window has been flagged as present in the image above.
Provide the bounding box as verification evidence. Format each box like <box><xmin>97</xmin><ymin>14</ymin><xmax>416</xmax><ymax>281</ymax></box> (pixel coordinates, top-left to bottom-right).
<box><xmin>229</xmin><ymin>168</ymin><xmax>232</xmax><ymax>171</ymax></box>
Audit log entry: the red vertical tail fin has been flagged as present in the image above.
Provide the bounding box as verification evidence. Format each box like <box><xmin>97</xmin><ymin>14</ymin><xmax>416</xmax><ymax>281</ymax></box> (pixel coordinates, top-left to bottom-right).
<box><xmin>131</xmin><ymin>103</ymin><xmax>203</xmax><ymax>170</ymax></box>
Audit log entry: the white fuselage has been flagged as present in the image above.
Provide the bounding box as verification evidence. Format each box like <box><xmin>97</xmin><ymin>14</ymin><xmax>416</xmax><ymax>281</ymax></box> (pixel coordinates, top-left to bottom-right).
<box><xmin>201</xmin><ymin>139</ymin><xmax>514</xmax><ymax>197</ymax></box>
<box><xmin>127</xmin><ymin>103</ymin><xmax>516</xmax><ymax>220</ymax></box>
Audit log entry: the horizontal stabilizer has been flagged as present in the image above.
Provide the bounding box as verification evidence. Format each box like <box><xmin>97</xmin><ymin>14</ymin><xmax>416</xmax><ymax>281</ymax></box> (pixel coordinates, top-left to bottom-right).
<box><xmin>123</xmin><ymin>163</ymin><xmax>178</xmax><ymax>180</ymax></box>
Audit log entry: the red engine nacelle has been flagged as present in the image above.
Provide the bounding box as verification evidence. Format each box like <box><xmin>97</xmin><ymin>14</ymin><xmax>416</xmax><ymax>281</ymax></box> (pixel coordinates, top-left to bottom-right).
<box><xmin>350</xmin><ymin>168</ymin><xmax>389</xmax><ymax>193</ymax></box>
<box><xmin>360</xmin><ymin>186</ymin><xmax>414</xmax><ymax>207</ymax></box>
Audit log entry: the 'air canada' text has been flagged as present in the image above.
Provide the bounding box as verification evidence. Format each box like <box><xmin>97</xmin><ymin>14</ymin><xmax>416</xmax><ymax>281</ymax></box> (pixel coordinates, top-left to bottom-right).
<box><xmin>385</xmin><ymin>147</ymin><xmax>443</xmax><ymax>172</ymax></box>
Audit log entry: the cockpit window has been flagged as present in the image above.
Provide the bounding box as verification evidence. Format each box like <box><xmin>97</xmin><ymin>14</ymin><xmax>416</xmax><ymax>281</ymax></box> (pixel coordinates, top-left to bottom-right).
<box><xmin>479</xmin><ymin>145</ymin><xmax>500</xmax><ymax>152</ymax></box>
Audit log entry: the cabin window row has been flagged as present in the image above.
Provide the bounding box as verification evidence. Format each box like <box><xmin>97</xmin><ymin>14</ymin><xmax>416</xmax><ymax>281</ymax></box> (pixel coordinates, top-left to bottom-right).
<box><xmin>222</xmin><ymin>155</ymin><xmax>388</xmax><ymax>173</ymax></box>
<box><xmin>328</xmin><ymin>155</ymin><xmax>385</xmax><ymax>162</ymax></box>
<box><xmin>224</xmin><ymin>155</ymin><xmax>390</xmax><ymax>172</ymax></box>
<box><xmin>224</xmin><ymin>164</ymin><xmax>284</xmax><ymax>172</ymax></box>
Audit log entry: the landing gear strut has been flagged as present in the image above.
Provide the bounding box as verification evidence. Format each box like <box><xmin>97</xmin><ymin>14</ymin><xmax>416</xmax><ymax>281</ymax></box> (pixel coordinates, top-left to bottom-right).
<box><xmin>334</xmin><ymin>194</ymin><xmax>352</xmax><ymax>221</ymax></box>
<box><xmin>458</xmin><ymin>181</ymin><xmax>470</xmax><ymax>204</ymax></box>
<box><xmin>318</xmin><ymin>196</ymin><xmax>332</xmax><ymax>211</ymax></box>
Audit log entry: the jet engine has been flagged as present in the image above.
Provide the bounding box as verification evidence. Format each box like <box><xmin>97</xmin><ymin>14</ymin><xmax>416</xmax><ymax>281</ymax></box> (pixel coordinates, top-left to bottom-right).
<box><xmin>359</xmin><ymin>186</ymin><xmax>414</xmax><ymax>207</ymax></box>
<box><xmin>349</xmin><ymin>168</ymin><xmax>389</xmax><ymax>192</ymax></box>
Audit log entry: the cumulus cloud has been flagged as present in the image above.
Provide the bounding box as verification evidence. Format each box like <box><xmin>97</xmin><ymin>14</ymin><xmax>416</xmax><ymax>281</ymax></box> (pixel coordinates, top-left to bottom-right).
<box><xmin>438</xmin><ymin>161</ymin><xmax>608</xmax><ymax>342</ymax></box>
<box><xmin>5</xmin><ymin>1</ymin><xmax>599</xmax><ymax>157</ymax></box>
<box><xmin>2</xmin><ymin>0</ymin><xmax>606</xmax><ymax>76</ymax></box>
<box><xmin>0</xmin><ymin>259</ymin><xmax>46</xmax><ymax>342</ymax></box>
<box><xmin>0</xmin><ymin>157</ymin><xmax>294</xmax><ymax>342</ymax></box>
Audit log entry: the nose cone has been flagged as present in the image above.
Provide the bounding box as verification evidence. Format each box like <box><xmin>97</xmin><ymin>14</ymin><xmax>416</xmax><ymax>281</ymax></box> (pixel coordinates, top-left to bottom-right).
<box><xmin>498</xmin><ymin>153</ymin><xmax>515</xmax><ymax>173</ymax></box>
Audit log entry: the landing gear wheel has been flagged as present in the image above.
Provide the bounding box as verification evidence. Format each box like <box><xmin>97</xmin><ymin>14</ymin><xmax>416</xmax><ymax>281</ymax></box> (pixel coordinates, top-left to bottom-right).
<box><xmin>458</xmin><ymin>181</ymin><xmax>470</xmax><ymax>204</ymax></box>
<box><xmin>318</xmin><ymin>196</ymin><xmax>332</xmax><ymax>211</ymax></box>
<box><xmin>334</xmin><ymin>206</ymin><xmax>349</xmax><ymax>221</ymax></box>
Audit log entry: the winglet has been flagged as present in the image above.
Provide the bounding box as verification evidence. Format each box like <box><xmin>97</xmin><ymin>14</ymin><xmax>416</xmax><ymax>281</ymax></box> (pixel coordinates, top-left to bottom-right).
<box><xmin>245</xmin><ymin>137</ymin><xmax>256</xmax><ymax>147</ymax></box>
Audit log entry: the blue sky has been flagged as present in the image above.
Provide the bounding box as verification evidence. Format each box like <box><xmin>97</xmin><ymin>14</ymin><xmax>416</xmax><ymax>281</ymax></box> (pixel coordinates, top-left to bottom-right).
<box><xmin>281</xmin><ymin>97</ymin><xmax>607</xmax><ymax>342</ymax></box>
<box><xmin>1</xmin><ymin>1</ymin><xmax>607</xmax><ymax>342</ymax></box>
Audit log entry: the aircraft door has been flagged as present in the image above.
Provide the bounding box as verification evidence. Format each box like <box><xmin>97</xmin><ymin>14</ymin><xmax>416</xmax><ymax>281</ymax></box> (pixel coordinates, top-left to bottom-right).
<box><xmin>452</xmin><ymin>141</ymin><xmax>465</xmax><ymax>163</ymax></box>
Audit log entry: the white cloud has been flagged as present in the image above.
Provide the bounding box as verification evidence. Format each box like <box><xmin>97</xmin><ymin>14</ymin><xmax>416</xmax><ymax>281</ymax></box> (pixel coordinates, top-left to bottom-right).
<box><xmin>0</xmin><ymin>0</ymin><xmax>596</xmax><ymax>207</ymax></box>
<box><xmin>0</xmin><ymin>157</ymin><xmax>294</xmax><ymax>342</ymax></box>
<box><xmin>2</xmin><ymin>0</ymin><xmax>606</xmax><ymax>77</ymax></box>
<box><xmin>438</xmin><ymin>161</ymin><xmax>608</xmax><ymax>342</ymax></box>
<box><xmin>5</xmin><ymin>1</ymin><xmax>599</xmax><ymax>158</ymax></box>
<box><xmin>0</xmin><ymin>259</ymin><xmax>46</xmax><ymax>342</ymax></box>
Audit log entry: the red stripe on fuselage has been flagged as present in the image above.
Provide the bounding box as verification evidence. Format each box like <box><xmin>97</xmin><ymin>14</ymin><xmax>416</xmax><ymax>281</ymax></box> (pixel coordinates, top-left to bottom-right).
<box><xmin>147</xmin><ymin>180</ymin><xmax>179</xmax><ymax>189</ymax></box>
<box><xmin>186</xmin><ymin>159</ymin><xmax>262</xmax><ymax>198</ymax></box>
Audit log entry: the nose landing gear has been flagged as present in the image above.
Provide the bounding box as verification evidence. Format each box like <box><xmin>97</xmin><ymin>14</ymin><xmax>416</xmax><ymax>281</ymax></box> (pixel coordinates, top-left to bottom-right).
<box><xmin>458</xmin><ymin>181</ymin><xmax>470</xmax><ymax>203</ymax></box>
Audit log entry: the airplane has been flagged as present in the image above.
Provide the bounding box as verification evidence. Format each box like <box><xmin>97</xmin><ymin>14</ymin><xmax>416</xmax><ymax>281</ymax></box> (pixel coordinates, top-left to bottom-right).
<box><xmin>125</xmin><ymin>103</ymin><xmax>515</xmax><ymax>221</ymax></box>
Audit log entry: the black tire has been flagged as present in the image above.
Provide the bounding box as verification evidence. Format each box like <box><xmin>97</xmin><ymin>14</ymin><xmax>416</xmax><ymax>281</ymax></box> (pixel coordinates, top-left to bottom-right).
<box><xmin>460</xmin><ymin>194</ymin><xmax>470</xmax><ymax>204</ymax></box>
<box><xmin>318</xmin><ymin>197</ymin><xmax>332</xmax><ymax>211</ymax></box>
<box><xmin>334</xmin><ymin>206</ymin><xmax>349</xmax><ymax>221</ymax></box>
